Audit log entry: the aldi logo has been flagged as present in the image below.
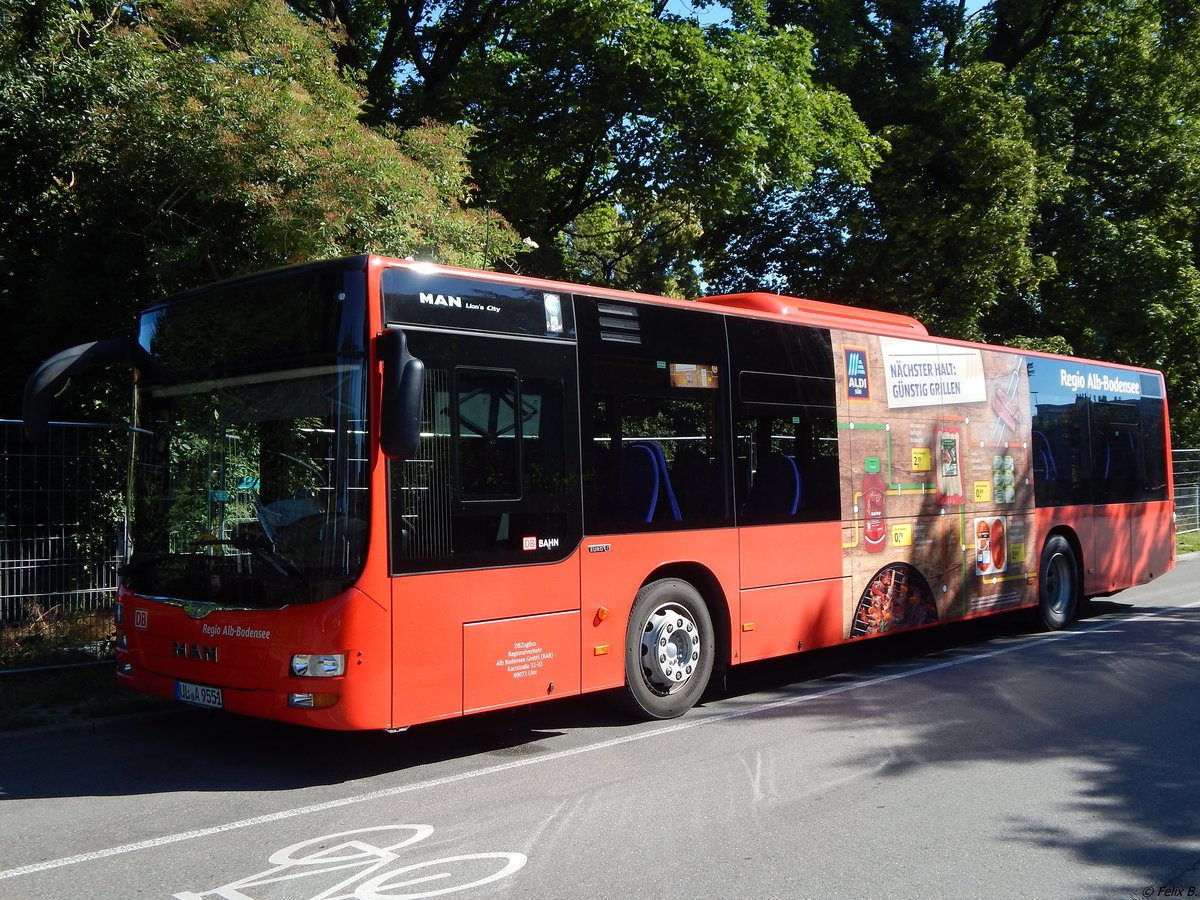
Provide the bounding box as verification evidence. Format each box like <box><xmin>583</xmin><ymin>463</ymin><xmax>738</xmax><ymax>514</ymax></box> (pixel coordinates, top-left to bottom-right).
<box><xmin>845</xmin><ymin>346</ymin><xmax>871</xmax><ymax>401</ymax></box>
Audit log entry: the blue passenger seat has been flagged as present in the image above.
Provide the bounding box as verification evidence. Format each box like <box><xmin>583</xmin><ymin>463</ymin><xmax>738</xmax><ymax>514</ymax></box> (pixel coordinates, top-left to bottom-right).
<box><xmin>745</xmin><ymin>453</ymin><xmax>801</xmax><ymax>518</ymax></box>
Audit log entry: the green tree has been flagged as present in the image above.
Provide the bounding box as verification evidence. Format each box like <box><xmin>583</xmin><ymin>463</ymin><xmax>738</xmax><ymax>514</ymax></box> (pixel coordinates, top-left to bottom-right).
<box><xmin>993</xmin><ymin>0</ymin><xmax>1200</xmax><ymax>443</ymax></box>
<box><xmin>0</xmin><ymin>0</ymin><xmax>516</xmax><ymax>415</ymax></box>
<box><xmin>722</xmin><ymin>0</ymin><xmax>1198</xmax><ymax>444</ymax></box>
<box><xmin>715</xmin><ymin>1</ymin><xmax>1047</xmax><ymax>341</ymax></box>
<box><xmin>715</xmin><ymin>61</ymin><xmax>1046</xmax><ymax>340</ymax></box>
<box><xmin>295</xmin><ymin>0</ymin><xmax>880</xmax><ymax>294</ymax></box>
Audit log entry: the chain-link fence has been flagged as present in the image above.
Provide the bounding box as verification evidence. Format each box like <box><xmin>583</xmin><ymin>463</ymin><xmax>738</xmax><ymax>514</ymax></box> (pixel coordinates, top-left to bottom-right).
<box><xmin>1</xmin><ymin>420</ymin><xmax>128</xmax><ymax>671</ymax></box>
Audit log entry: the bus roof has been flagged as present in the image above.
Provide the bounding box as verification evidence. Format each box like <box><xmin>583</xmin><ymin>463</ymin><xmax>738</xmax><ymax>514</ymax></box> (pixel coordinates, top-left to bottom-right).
<box><xmin>695</xmin><ymin>292</ymin><xmax>928</xmax><ymax>337</ymax></box>
<box><xmin>371</xmin><ymin>257</ymin><xmax>929</xmax><ymax>338</ymax></box>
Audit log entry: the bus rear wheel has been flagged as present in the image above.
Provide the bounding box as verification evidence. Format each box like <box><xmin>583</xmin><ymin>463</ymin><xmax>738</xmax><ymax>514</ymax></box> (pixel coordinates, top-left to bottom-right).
<box><xmin>1038</xmin><ymin>534</ymin><xmax>1080</xmax><ymax>630</ymax></box>
<box><xmin>622</xmin><ymin>578</ymin><xmax>715</xmax><ymax>720</ymax></box>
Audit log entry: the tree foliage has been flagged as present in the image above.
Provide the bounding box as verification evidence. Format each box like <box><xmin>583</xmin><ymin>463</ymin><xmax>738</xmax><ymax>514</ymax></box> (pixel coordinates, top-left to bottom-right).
<box><xmin>296</xmin><ymin>0</ymin><xmax>882</xmax><ymax>295</ymax></box>
<box><xmin>716</xmin><ymin>0</ymin><xmax>1049</xmax><ymax>341</ymax></box>
<box><xmin>999</xmin><ymin>0</ymin><xmax>1200</xmax><ymax>442</ymax></box>
<box><xmin>715</xmin><ymin>0</ymin><xmax>1200</xmax><ymax>443</ymax></box>
<box><xmin>713</xmin><ymin>61</ymin><xmax>1047</xmax><ymax>340</ymax></box>
<box><xmin>0</xmin><ymin>0</ymin><xmax>515</xmax><ymax>414</ymax></box>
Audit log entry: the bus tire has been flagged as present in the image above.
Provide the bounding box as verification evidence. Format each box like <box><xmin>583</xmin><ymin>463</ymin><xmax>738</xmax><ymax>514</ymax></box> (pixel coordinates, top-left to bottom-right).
<box><xmin>622</xmin><ymin>578</ymin><xmax>715</xmax><ymax>720</ymax></box>
<box><xmin>1038</xmin><ymin>534</ymin><xmax>1080</xmax><ymax>630</ymax></box>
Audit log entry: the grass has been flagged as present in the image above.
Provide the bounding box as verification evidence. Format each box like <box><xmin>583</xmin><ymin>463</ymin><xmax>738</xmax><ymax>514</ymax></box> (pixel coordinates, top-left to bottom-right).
<box><xmin>0</xmin><ymin>604</ymin><xmax>114</xmax><ymax>671</ymax></box>
<box><xmin>0</xmin><ymin>664</ymin><xmax>171</xmax><ymax>732</ymax></box>
<box><xmin>1178</xmin><ymin>530</ymin><xmax>1200</xmax><ymax>555</ymax></box>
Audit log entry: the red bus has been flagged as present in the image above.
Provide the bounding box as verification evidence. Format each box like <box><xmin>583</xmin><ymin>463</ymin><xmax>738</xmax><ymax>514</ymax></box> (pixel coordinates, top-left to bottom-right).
<box><xmin>24</xmin><ymin>255</ymin><xmax>1176</xmax><ymax>729</ymax></box>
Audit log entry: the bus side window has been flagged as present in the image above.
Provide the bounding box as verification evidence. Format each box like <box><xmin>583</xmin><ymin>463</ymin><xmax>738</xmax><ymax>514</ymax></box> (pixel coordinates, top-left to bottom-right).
<box><xmin>577</xmin><ymin>297</ymin><xmax>730</xmax><ymax>533</ymax></box>
<box><xmin>455</xmin><ymin>368</ymin><xmax>521</xmax><ymax>501</ymax></box>
<box><xmin>588</xmin><ymin>389</ymin><xmax>716</xmax><ymax>529</ymax></box>
<box><xmin>1138</xmin><ymin>384</ymin><xmax>1169</xmax><ymax>501</ymax></box>
<box><xmin>727</xmin><ymin>318</ymin><xmax>839</xmax><ymax>525</ymax></box>
<box><xmin>1092</xmin><ymin>399</ymin><xmax>1142</xmax><ymax>504</ymax></box>
<box><xmin>671</xmin><ymin>442</ymin><xmax>724</xmax><ymax>520</ymax></box>
<box><xmin>1029</xmin><ymin>362</ymin><xmax>1169</xmax><ymax>507</ymax></box>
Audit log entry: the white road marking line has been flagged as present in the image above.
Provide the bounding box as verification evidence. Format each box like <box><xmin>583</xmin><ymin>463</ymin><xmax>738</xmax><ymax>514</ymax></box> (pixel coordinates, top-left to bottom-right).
<box><xmin>4</xmin><ymin>599</ymin><xmax>1197</xmax><ymax>882</ymax></box>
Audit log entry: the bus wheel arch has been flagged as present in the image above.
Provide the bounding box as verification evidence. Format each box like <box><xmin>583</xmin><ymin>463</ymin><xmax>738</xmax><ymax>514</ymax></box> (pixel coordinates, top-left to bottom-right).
<box><xmin>620</xmin><ymin>565</ymin><xmax>726</xmax><ymax>720</ymax></box>
<box><xmin>1038</xmin><ymin>530</ymin><xmax>1082</xmax><ymax>630</ymax></box>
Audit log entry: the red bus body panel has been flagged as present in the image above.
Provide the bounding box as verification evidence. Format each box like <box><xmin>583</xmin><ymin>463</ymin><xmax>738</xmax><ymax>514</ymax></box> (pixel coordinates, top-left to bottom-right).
<box><xmin>117</xmin><ymin>585</ymin><xmax>392</xmax><ymax>730</ymax></box>
<box><xmin>389</xmin><ymin>557</ymin><xmax>581</xmax><ymax>725</ymax></box>
<box><xmin>1036</xmin><ymin>500</ymin><xmax>1175</xmax><ymax>597</ymax></box>
<box><xmin>738</xmin><ymin>522</ymin><xmax>846</xmax><ymax>661</ymax></box>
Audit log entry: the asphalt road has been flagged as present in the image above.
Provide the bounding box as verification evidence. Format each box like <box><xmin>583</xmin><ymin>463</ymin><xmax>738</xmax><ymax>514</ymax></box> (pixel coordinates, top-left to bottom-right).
<box><xmin>2</xmin><ymin>557</ymin><xmax>1199</xmax><ymax>900</ymax></box>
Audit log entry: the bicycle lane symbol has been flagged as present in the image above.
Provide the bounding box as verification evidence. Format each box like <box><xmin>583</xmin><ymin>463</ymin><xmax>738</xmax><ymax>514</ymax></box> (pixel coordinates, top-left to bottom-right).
<box><xmin>172</xmin><ymin>824</ymin><xmax>527</xmax><ymax>900</ymax></box>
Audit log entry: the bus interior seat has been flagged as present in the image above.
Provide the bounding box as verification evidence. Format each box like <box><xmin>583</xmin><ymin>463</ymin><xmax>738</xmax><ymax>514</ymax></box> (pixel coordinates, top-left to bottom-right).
<box><xmin>1033</xmin><ymin>430</ymin><xmax>1056</xmax><ymax>481</ymax></box>
<box><xmin>618</xmin><ymin>443</ymin><xmax>660</xmax><ymax>524</ymax></box>
<box><xmin>632</xmin><ymin>440</ymin><xmax>682</xmax><ymax>522</ymax></box>
<box><xmin>671</xmin><ymin>445</ymin><xmax>720</xmax><ymax>519</ymax></box>
<box><xmin>746</xmin><ymin>453</ymin><xmax>801</xmax><ymax>518</ymax></box>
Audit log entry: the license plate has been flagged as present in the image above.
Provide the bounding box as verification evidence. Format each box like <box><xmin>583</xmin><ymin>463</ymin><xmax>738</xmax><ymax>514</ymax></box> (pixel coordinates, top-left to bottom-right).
<box><xmin>175</xmin><ymin>680</ymin><xmax>223</xmax><ymax>709</ymax></box>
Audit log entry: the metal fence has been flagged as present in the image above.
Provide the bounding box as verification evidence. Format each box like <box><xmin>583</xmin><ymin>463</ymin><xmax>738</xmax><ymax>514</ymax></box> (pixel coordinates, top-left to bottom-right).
<box><xmin>1</xmin><ymin>420</ymin><xmax>128</xmax><ymax>671</ymax></box>
<box><xmin>1</xmin><ymin>426</ymin><xmax>1198</xmax><ymax>672</ymax></box>
<box><xmin>1176</xmin><ymin>449</ymin><xmax>1200</xmax><ymax>535</ymax></box>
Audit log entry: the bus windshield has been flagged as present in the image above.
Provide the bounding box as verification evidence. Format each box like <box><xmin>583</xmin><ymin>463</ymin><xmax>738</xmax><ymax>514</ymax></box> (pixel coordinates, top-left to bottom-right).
<box><xmin>124</xmin><ymin>263</ymin><xmax>370</xmax><ymax>608</ymax></box>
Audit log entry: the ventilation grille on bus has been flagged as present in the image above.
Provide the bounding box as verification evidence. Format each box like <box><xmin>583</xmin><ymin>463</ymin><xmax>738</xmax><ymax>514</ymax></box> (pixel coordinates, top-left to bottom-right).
<box><xmin>597</xmin><ymin>302</ymin><xmax>642</xmax><ymax>344</ymax></box>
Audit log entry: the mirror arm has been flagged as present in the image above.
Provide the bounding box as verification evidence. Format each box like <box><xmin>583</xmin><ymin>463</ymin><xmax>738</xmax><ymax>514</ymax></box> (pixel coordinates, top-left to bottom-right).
<box><xmin>23</xmin><ymin>339</ymin><xmax>157</xmax><ymax>447</ymax></box>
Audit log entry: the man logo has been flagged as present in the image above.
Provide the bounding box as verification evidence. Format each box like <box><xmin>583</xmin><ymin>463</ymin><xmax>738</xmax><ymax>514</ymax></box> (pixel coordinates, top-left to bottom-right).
<box><xmin>419</xmin><ymin>292</ymin><xmax>463</xmax><ymax>308</ymax></box>
<box><xmin>174</xmin><ymin>642</ymin><xmax>219</xmax><ymax>663</ymax></box>
<box><xmin>845</xmin><ymin>347</ymin><xmax>870</xmax><ymax>400</ymax></box>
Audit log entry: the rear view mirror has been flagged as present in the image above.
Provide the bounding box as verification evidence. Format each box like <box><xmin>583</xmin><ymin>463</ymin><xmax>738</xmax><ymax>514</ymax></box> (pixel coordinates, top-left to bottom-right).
<box><xmin>23</xmin><ymin>339</ymin><xmax>154</xmax><ymax>448</ymax></box>
<box><xmin>379</xmin><ymin>329</ymin><xmax>424</xmax><ymax>460</ymax></box>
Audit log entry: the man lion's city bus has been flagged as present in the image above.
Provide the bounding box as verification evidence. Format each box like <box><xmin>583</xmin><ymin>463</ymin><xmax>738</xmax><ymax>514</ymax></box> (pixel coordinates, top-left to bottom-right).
<box><xmin>24</xmin><ymin>255</ymin><xmax>1175</xmax><ymax>729</ymax></box>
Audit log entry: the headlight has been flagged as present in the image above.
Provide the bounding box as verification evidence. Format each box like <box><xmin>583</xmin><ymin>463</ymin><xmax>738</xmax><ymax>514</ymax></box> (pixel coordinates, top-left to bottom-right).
<box><xmin>290</xmin><ymin>653</ymin><xmax>345</xmax><ymax>677</ymax></box>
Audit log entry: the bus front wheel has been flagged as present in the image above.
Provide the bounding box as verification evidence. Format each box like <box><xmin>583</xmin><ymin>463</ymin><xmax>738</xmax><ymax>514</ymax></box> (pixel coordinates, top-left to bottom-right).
<box><xmin>1038</xmin><ymin>534</ymin><xmax>1080</xmax><ymax>630</ymax></box>
<box><xmin>622</xmin><ymin>578</ymin><xmax>715</xmax><ymax>720</ymax></box>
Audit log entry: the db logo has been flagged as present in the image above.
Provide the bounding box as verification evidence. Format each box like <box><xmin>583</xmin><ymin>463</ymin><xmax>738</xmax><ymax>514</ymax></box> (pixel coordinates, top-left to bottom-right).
<box><xmin>522</xmin><ymin>536</ymin><xmax>538</xmax><ymax>551</ymax></box>
<box><xmin>134</xmin><ymin>608</ymin><xmax>149</xmax><ymax>630</ymax></box>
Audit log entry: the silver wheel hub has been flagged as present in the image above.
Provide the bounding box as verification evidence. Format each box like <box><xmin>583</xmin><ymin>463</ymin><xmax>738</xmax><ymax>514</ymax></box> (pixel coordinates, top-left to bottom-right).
<box><xmin>640</xmin><ymin>604</ymin><xmax>701</xmax><ymax>694</ymax></box>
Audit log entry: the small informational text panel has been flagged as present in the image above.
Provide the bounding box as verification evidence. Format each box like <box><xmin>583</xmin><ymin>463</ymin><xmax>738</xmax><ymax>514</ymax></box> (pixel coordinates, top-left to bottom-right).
<box><xmin>462</xmin><ymin>611</ymin><xmax>581</xmax><ymax>714</ymax></box>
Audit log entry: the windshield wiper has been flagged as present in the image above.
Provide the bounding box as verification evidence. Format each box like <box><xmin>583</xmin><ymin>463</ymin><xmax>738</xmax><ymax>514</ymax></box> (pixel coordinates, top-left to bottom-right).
<box><xmin>231</xmin><ymin>538</ymin><xmax>307</xmax><ymax>585</ymax></box>
<box><xmin>248</xmin><ymin>546</ymin><xmax>306</xmax><ymax>585</ymax></box>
